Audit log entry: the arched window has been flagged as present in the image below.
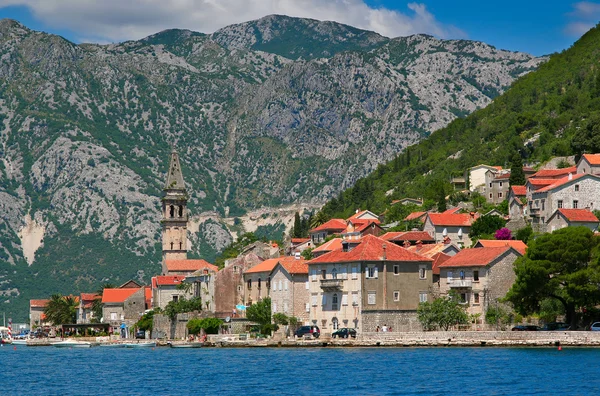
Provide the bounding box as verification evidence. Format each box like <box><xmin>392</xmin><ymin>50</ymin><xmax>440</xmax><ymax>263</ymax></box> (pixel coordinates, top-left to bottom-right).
<box><xmin>247</xmin><ymin>279</ymin><xmax>252</xmax><ymax>289</ymax></box>
<box><xmin>179</xmin><ymin>242</ymin><xmax>183</xmax><ymax>250</ymax></box>
<box><xmin>178</xmin><ymin>205</ymin><xmax>184</xmax><ymax>217</ymax></box>
<box><xmin>258</xmin><ymin>278</ymin><xmax>262</xmax><ymax>289</ymax></box>
<box><xmin>170</xmin><ymin>242</ymin><xmax>174</xmax><ymax>250</ymax></box>
<box><xmin>332</xmin><ymin>317</ymin><xmax>339</xmax><ymax>330</ymax></box>
<box><xmin>169</xmin><ymin>205</ymin><xmax>175</xmax><ymax>218</ymax></box>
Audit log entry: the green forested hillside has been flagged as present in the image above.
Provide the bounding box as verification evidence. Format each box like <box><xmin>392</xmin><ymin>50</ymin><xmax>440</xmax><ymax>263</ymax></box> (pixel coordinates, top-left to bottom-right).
<box><xmin>320</xmin><ymin>24</ymin><xmax>600</xmax><ymax>221</ymax></box>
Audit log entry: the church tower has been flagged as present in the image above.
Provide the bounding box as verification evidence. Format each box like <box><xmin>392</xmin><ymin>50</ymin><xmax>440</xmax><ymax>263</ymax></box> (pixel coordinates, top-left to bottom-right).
<box><xmin>162</xmin><ymin>150</ymin><xmax>188</xmax><ymax>269</ymax></box>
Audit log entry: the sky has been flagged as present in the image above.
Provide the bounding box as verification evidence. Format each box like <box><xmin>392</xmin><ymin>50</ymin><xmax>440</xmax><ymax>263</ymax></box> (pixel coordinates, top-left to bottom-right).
<box><xmin>0</xmin><ymin>0</ymin><xmax>597</xmax><ymax>56</ymax></box>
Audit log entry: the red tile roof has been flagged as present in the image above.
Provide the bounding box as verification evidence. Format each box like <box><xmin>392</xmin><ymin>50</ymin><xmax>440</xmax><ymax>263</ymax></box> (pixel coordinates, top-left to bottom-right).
<box><xmin>406</xmin><ymin>243</ymin><xmax>452</xmax><ymax>258</ymax></box>
<box><xmin>153</xmin><ymin>275</ymin><xmax>186</xmax><ymax>287</ymax></box>
<box><xmin>431</xmin><ymin>252</ymin><xmax>451</xmax><ymax>275</ymax></box>
<box><xmin>438</xmin><ymin>246</ymin><xmax>519</xmax><ymax>268</ymax></box>
<box><xmin>80</xmin><ymin>293</ymin><xmax>100</xmax><ymax>303</ymax></box>
<box><xmin>30</xmin><ymin>299</ymin><xmax>50</xmax><ymax>308</ymax></box>
<box><xmin>535</xmin><ymin>173</ymin><xmax>586</xmax><ymax>193</ymax></box>
<box><xmin>277</xmin><ymin>258</ymin><xmax>309</xmax><ymax>275</ymax></box>
<box><xmin>494</xmin><ymin>173</ymin><xmax>511</xmax><ymax>180</ymax></box>
<box><xmin>531</xmin><ymin>166</ymin><xmax>577</xmax><ymax>178</ymax></box>
<box><xmin>443</xmin><ymin>208</ymin><xmax>462</xmax><ymax>214</ymax></box>
<box><xmin>427</xmin><ymin>213</ymin><xmax>473</xmax><ymax>227</ymax></box>
<box><xmin>557</xmin><ymin>208</ymin><xmax>599</xmax><ymax>223</ymax></box>
<box><xmin>348</xmin><ymin>210</ymin><xmax>379</xmax><ymax>221</ymax></box>
<box><xmin>527</xmin><ymin>178</ymin><xmax>558</xmax><ymax>187</ymax></box>
<box><xmin>511</xmin><ymin>186</ymin><xmax>526</xmax><ymax>196</ymax></box>
<box><xmin>102</xmin><ymin>288</ymin><xmax>142</xmax><ymax>304</ymax></box>
<box><xmin>308</xmin><ymin>235</ymin><xmax>432</xmax><ymax>264</ymax></box>
<box><xmin>313</xmin><ymin>238</ymin><xmax>343</xmax><ymax>253</ymax></box>
<box><xmin>475</xmin><ymin>239</ymin><xmax>527</xmax><ymax>255</ymax></box>
<box><xmin>291</xmin><ymin>238</ymin><xmax>310</xmax><ymax>244</ymax></box>
<box><xmin>245</xmin><ymin>256</ymin><xmax>307</xmax><ymax>274</ymax></box>
<box><xmin>404</xmin><ymin>211</ymin><xmax>427</xmax><ymax>221</ymax></box>
<box><xmin>349</xmin><ymin>220</ymin><xmax>382</xmax><ymax>233</ymax></box>
<box><xmin>145</xmin><ymin>287</ymin><xmax>152</xmax><ymax>309</ymax></box>
<box><xmin>165</xmin><ymin>259</ymin><xmax>218</xmax><ymax>272</ymax></box>
<box><xmin>582</xmin><ymin>154</ymin><xmax>600</xmax><ymax>166</ymax></box>
<box><xmin>381</xmin><ymin>231</ymin><xmax>434</xmax><ymax>242</ymax></box>
<box><xmin>309</xmin><ymin>219</ymin><xmax>347</xmax><ymax>233</ymax></box>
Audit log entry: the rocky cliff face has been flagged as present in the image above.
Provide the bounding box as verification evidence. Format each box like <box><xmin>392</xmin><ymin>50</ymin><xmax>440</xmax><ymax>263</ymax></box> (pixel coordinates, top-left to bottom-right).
<box><xmin>0</xmin><ymin>15</ymin><xmax>544</xmax><ymax>320</ymax></box>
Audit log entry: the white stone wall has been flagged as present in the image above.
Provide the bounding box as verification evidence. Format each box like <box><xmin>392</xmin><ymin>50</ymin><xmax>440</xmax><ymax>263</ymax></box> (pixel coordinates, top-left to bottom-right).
<box><xmin>423</xmin><ymin>219</ymin><xmax>471</xmax><ymax>247</ymax></box>
<box><xmin>153</xmin><ymin>285</ymin><xmax>191</xmax><ymax>310</ymax></box>
<box><xmin>577</xmin><ymin>158</ymin><xmax>600</xmax><ymax>175</ymax></box>
<box><xmin>270</xmin><ymin>267</ymin><xmax>310</xmax><ymax>323</ymax></box>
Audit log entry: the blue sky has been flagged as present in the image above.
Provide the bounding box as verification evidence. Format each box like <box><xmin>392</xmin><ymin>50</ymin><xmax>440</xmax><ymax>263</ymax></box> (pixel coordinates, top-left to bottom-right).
<box><xmin>0</xmin><ymin>1</ymin><xmax>596</xmax><ymax>56</ymax></box>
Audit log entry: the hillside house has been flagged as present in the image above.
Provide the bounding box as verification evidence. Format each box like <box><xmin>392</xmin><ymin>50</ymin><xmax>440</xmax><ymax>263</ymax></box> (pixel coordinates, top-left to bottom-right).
<box><xmin>309</xmin><ymin>219</ymin><xmax>347</xmax><ymax>244</ymax></box>
<box><xmin>269</xmin><ymin>258</ymin><xmax>310</xmax><ymax>324</ymax></box>
<box><xmin>484</xmin><ymin>170</ymin><xmax>511</xmax><ymax>204</ymax></box>
<box><xmin>243</xmin><ymin>256</ymin><xmax>307</xmax><ymax>307</ymax></box>
<box><xmin>473</xmin><ymin>240</ymin><xmax>527</xmax><ymax>255</ymax></box>
<box><xmin>341</xmin><ymin>219</ymin><xmax>383</xmax><ymax>241</ymax></box>
<box><xmin>163</xmin><ymin>259</ymin><xmax>218</xmax><ymax>276</ymax></box>
<box><xmin>312</xmin><ymin>238</ymin><xmax>344</xmax><ymax>258</ymax></box>
<box><xmin>465</xmin><ymin>165</ymin><xmax>503</xmax><ymax>192</ymax></box>
<box><xmin>423</xmin><ymin>212</ymin><xmax>475</xmax><ymax>247</ymax></box>
<box><xmin>547</xmin><ymin>208</ymin><xmax>599</xmax><ymax>232</ymax></box>
<box><xmin>213</xmin><ymin>252</ymin><xmax>263</xmax><ymax>318</ymax></box>
<box><xmin>577</xmin><ymin>154</ymin><xmax>600</xmax><ymax>175</ymax></box>
<box><xmin>508</xmin><ymin>186</ymin><xmax>527</xmax><ymax>220</ymax></box>
<box><xmin>437</xmin><ymin>246</ymin><xmax>522</xmax><ymax>318</ymax></box>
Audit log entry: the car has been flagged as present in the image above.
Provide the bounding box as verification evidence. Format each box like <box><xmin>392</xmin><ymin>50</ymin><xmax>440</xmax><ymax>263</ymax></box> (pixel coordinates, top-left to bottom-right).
<box><xmin>511</xmin><ymin>325</ymin><xmax>540</xmax><ymax>331</ymax></box>
<box><xmin>295</xmin><ymin>325</ymin><xmax>320</xmax><ymax>338</ymax></box>
<box><xmin>332</xmin><ymin>328</ymin><xmax>357</xmax><ymax>338</ymax></box>
<box><xmin>590</xmin><ymin>322</ymin><xmax>600</xmax><ymax>331</ymax></box>
<box><xmin>540</xmin><ymin>322</ymin><xmax>571</xmax><ymax>331</ymax></box>
<box><xmin>135</xmin><ymin>329</ymin><xmax>146</xmax><ymax>339</ymax></box>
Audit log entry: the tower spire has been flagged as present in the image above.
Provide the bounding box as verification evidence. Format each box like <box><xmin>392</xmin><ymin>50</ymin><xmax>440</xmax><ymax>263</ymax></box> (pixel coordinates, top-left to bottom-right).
<box><xmin>164</xmin><ymin>149</ymin><xmax>186</xmax><ymax>191</ymax></box>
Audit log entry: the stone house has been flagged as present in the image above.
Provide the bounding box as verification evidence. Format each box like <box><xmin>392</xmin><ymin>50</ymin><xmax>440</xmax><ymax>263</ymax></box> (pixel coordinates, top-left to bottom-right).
<box><xmin>312</xmin><ymin>238</ymin><xmax>344</xmax><ymax>258</ymax></box>
<box><xmin>341</xmin><ymin>219</ymin><xmax>383</xmax><ymax>241</ymax></box>
<box><xmin>213</xmin><ymin>252</ymin><xmax>263</xmax><ymax>318</ymax></box>
<box><xmin>309</xmin><ymin>218</ymin><xmax>347</xmax><ymax>244</ymax></box>
<box><xmin>423</xmin><ymin>212</ymin><xmax>475</xmax><ymax>248</ymax></box>
<box><xmin>288</xmin><ymin>238</ymin><xmax>313</xmax><ymax>255</ymax></box>
<box><xmin>269</xmin><ymin>259</ymin><xmax>310</xmax><ymax>324</ymax></box>
<box><xmin>546</xmin><ymin>208</ymin><xmax>599</xmax><ymax>232</ymax></box>
<box><xmin>484</xmin><ymin>170</ymin><xmax>511</xmax><ymax>204</ymax></box>
<box><xmin>465</xmin><ymin>164</ymin><xmax>503</xmax><ymax>192</ymax></box>
<box><xmin>577</xmin><ymin>153</ymin><xmax>600</xmax><ymax>175</ymax></box>
<box><xmin>307</xmin><ymin>235</ymin><xmax>432</xmax><ymax>334</ymax></box>
<box><xmin>348</xmin><ymin>209</ymin><xmax>380</xmax><ymax>222</ymax></box>
<box><xmin>406</xmin><ymin>242</ymin><xmax>460</xmax><ymax>287</ymax></box>
<box><xmin>529</xmin><ymin>173</ymin><xmax>600</xmax><ymax>232</ymax></box>
<box><xmin>77</xmin><ymin>293</ymin><xmax>100</xmax><ymax>324</ymax></box>
<box><xmin>393</xmin><ymin>198</ymin><xmax>423</xmax><ymax>206</ymax></box>
<box><xmin>151</xmin><ymin>275</ymin><xmax>193</xmax><ymax>310</ymax></box>
<box><xmin>30</xmin><ymin>299</ymin><xmax>50</xmax><ymax>327</ymax></box>
<box><xmin>101</xmin><ymin>287</ymin><xmax>151</xmax><ymax>335</ymax></box>
<box><xmin>508</xmin><ymin>185</ymin><xmax>527</xmax><ymax>220</ymax></box>
<box><xmin>243</xmin><ymin>256</ymin><xmax>307</xmax><ymax>307</ymax></box>
<box><xmin>437</xmin><ymin>246</ymin><xmax>522</xmax><ymax>318</ymax></box>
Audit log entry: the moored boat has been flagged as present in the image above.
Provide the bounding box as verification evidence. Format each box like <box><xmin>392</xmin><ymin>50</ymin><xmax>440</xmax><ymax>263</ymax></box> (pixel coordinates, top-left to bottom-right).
<box><xmin>53</xmin><ymin>339</ymin><xmax>92</xmax><ymax>348</ymax></box>
<box><xmin>123</xmin><ymin>341</ymin><xmax>156</xmax><ymax>348</ymax></box>
<box><xmin>168</xmin><ymin>342</ymin><xmax>203</xmax><ymax>348</ymax></box>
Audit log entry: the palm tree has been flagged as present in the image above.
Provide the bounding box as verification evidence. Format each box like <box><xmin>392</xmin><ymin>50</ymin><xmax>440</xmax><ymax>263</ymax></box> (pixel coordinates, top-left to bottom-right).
<box><xmin>44</xmin><ymin>294</ymin><xmax>79</xmax><ymax>325</ymax></box>
<box><xmin>310</xmin><ymin>211</ymin><xmax>328</xmax><ymax>229</ymax></box>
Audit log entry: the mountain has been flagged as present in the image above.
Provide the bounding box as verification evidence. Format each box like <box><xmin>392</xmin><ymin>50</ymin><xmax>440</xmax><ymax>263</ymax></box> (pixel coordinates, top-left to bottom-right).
<box><xmin>319</xmin><ymin>23</ymin><xmax>600</xmax><ymax>222</ymax></box>
<box><xmin>0</xmin><ymin>16</ymin><xmax>542</xmax><ymax>320</ymax></box>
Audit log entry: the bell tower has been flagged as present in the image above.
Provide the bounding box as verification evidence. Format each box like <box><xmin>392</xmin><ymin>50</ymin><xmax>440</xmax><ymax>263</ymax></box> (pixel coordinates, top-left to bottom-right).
<box><xmin>162</xmin><ymin>149</ymin><xmax>188</xmax><ymax>269</ymax></box>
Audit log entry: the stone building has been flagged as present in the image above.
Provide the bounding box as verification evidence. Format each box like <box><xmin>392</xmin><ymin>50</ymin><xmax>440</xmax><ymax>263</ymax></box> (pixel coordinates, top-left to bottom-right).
<box><xmin>78</xmin><ymin>293</ymin><xmax>100</xmax><ymax>324</ymax></box>
<box><xmin>101</xmin><ymin>287</ymin><xmax>151</xmax><ymax>335</ymax></box>
<box><xmin>29</xmin><ymin>299</ymin><xmax>50</xmax><ymax>327</ymax></box>
<box><xmin>161</xmin><ymin>150</ymin><xmax>189</xmax><ymax>267</ymax></box>
<box><xmin>243</xmin><ymin>256</ymin><xmax>307</xmax><ymax>307</ymax></box>
<box><xmin>484</xmin><ymin>170</ymin><xmax>511</xmax><ymax>204</ymax></box>
<box><xmin>307</xmin><ymin>235</ymin><xmax>432</xmax><ymax>334</ymax></box>
<box><xmin>309</xmin><ymin>219</ymin><xmax>347</xmax><ymax>244</ymax></box>
<box><xmin>213</xmin><ymin>253</ymin><xmax>263</xmax><ymax>318</ymax></box>
<box><xmin>423</xmin><ymin>212</ymin><xmax>475</xmax><ymax>248</ymax></box>
<box><xmin>465</xmin><ymin>164</ymin><xmax>503</xmax><ymax>192</ymax></box>
<box><xmin>546</xmin><ymin>208</ymin><xmax>599</xmax><ymax>232</ymax></box>
<box><xmin>269</xmin><ymin>258</ymin><xmax>309</xmax><ymax>323</ymax></box>
<box><xmin>151</xmin><ymin>275</ymin><xmax>193</xmax><ymax>310</ymax></box>
<box><xmin>437</xmin><ymin>246</ymin><xmax>522</xmax><ymax>318</ymax></box>
<box><xmin>577</xmin><ymin>153</ymin><xmax>600</xmax><ymax>175</ymax></box>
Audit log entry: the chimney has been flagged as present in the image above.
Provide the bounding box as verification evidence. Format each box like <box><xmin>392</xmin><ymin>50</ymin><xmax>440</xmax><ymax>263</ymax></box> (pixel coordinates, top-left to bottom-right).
<box><xmin>382</xmin><ymin>243</ymin><xmax>387</xmax><ymax>260</ymax></box>
<box><xmin>568</xmin><ymin>173</ymin><xmax>573</xmax><ymax>180</ymax></box>
<box><xmin>416</xmin><ymin>240</ymin><xmax>423</xmax><ymax>250</ymax></box>
<box><xmin>403</xmin><ymin>240</ymin><xmax>411</xmax><ymax>248</ymax></box>
<box><xmin>356</xmin><ymin>208</ymin><xmax>360</xmax><ymax>214</ymax></box>
<box><xmin>443</xmin><ymin>236</ymin><xmax>451</xmax><ymax>245</ymax></box>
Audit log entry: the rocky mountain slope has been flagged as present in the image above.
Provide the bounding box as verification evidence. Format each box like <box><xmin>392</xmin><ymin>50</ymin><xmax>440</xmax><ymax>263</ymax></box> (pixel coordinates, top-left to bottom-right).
<box><xmin>0</xmin><ymin>15</ymin><xmax>543</xmax><ymax>320</ymax></box>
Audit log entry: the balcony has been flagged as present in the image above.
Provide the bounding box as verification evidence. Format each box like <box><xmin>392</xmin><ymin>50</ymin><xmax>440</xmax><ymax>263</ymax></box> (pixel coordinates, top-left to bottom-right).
<box><xmin>449</xmin><ymin>279</ymin><xmax>472</xmax><ymax>288</ymax></box>
<box><xmin>320</xmin><ymin>278</ymin><xmax>344</xmax><ymax>291</ymax></box>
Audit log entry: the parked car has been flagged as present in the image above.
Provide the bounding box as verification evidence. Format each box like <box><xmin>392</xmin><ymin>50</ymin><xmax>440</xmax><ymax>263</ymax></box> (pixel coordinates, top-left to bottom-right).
<box><xmin>295</xmin><ymin>326</ymin><xmax>320</xmax><ymax>338</ymax></box>
<box><xmin>590</xmin><ymin>322</ymin><xmax>600</xmax><ymax>331</ymax></box>
<box><xmin>540</xmin><ymin>322</ymin><xmax>571</xmax><ymax>331</ymax></box>
<box><xmin>332</xmin><ymin>328</ymin><xmax>357</xmax><ymax>338</ymax></box>
<box><xmin>135</xmin><ymin>329</ymin><xmax>146</xmax><ymax>339</ymax></box>
<box><xmin>511</xmin><ymin>325</ymin><xmax>540</xmax><ymax>331</ymax></box>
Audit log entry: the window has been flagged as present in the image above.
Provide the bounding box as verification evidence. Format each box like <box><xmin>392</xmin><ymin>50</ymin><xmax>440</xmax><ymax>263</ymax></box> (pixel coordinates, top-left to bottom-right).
<box><xmin>393</xmin><ymin>265</ymin><xmax>399</xmax><ymax>275</ymax></box>
<box><xmin>368</xmin><ymin>291</ymin><xmax>376</xmax><ymax>305</ymax></box>
<box><xmin>352</xmin><ymin>267</ymin><xmax>358</xmax><ymax>279</ymax></box>
<box><xmin>311</xmin><ymin>269</ymin><xmax>317</xmax><ymax>281</ymax></box>
<box><xmin>322</xmin><ymin>294</ymin><xmax>327</xmax><ymax>306</ymax></box>
<box><xmin>352</xmin><ymin>292</ymin><xmax>359</xmax><ymax>306</ymax></box>
<box><xmin>284</xmin><ymin>281</ymin><xmax>288</xmax><ymax>291</ymax></box>
<box><xmin>366</xmin><ymin>266</ymin><xmax>378</xmax><ymax>279</ymax></box>
<box><xmin>237</xmin><ymin>285</ymin><xmax>242</xmax><ymax>292</ymax></box>
<box><xmin>283</xmin><ymin>303</ymin><xmax>288</xmax><ymax>313</ymax></box>
<box><xmin>312</xmin><ymin>295</ymin><xmax>317</xmax><ymax>306</ymax></box>
<box><xmin>419</xmin><ymin>292</ymin><xmax>427</xmax><ymax>303</ymax></box>
<box><xmin>332</xmin><ymin>294</ymin><xmax>338</xmax><ymax>310</ymax></box>
<box><xmin>419</xmin><ymin>265</ymin><xmax>426</xmax><ymax>280</ymax></box>
<box><xmin>541</xmin><ymin>199</ymin><xmax>545</xmax><ymax>211</ymax></box>
<box><xmin>332</xmin><ymin>317</ymin><xmax>339</xmax><ymax>330</ymax></box>
<box><xmin>393</xmin><ymin>291</ymin><xmax>400</xmax><ymax>301</ymax></box>
<box><xmin>331</xmin><ymin>269</ymin><xmax>338</xmax><ymax>280</ymax></box>
<box><xmin>558</xmin><ymin>200</ymin><xmax>563</xmax><ymax>209</ymax></box>
<box><xmin>110</xmin><ymin>312</ymin><xmax>117</xmax><ymax>320</ymax></box>
<box><xmin>459</xmin><ymin>293</ymin><xmax>467</xmax><ymax>304</ymax></box>
<box><xmin>172</xmin><ymin>295</ymin><xmax>179</xmax><ymax>302</ymax></box>
<box><xmin>499</xmin><ymin>182</ymin><xmax>503</xmax><ymax>187</ymax></box>
<box><xmin>178</xmin><ymin>205</ymin><xmax>184</xmax><ymax>217</ymax></box>
<box><xmin>273</xmin><ymin>303</ymin><xmax>278</xmax><ymax>312</ymax></box>
<box><xmin>305</xmin><ymin>303</ymin><xmax>310</xmax><ymax>312</ymax></box>
<box><xmin>305</xmin><ymin>281</ymin><xmax>309</xmax><ymax>290</ymax></box>
<box><xmin>233</xmin><ymin>266</ymin><xmax>238</xmax><ymax>273</ymax></box>
<box><xmin>321</xmin><ymin>269</ymin><xmax>327</xmax><ymax>279</ymax></box>
<box><xmin>474</xmin><ymin>293</ymin><xmax>480</xmax><ymax>304</ymax></box>
<box><xmin>460</xmin><ymin>271</ymin><xmax>465</xmax><ymax>280</ymax></box>
<box><xmin>575</xmin><ymin>184</ymin><xmax>580</xmax><ymax>192</ymax></box>
<box><xmin>489</xmin><ymin>183</ymin><xmax>492</xmax><ymax>188</ymax></box>
<box><xmin>489</xmin><ymin>193</ymin><xmax>492</xmax><ymax>199</ymax></box>
<box><xmin>258</xmin><ymin>278</ymin><xmax>262</xmax><ymax>289</ymax></box>
<box><xmin>447</xmin><ymin>271</ymin><xmax>453</xmax><ymax>282</ymax></box>
<box><xmin>573</xmin><ymin>200</ymin><xmax>579</xmax><ymax>209</ymax></box>
<box><xmin>247</xmin><ymin>279</ymin><xmax>252</xmax><ymax>289</ymax></box>
<box><xmin>498</xmin><ymin>192</ymin><xmax>503</xmax><ymax>198</ymax></box>
<box><xmin>473</xmin><ymin>270</ymin><xmax>479</xmax><ymax>282</ymax></box>
<box><xmin>342</xmin><ymin>294</ymin><xmax>348</xmax><ymax>306</ymax></box>
<box><xmin>341</xmin><ymin>267</ymin><xmax>347</xmax><ymax>279</ymax></box>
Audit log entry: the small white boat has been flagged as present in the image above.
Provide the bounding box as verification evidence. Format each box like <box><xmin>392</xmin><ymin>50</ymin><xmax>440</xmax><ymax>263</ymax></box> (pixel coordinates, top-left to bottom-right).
<box><xmin>123</xmin><ymin>341</ymin><xmax>156</xmax><ymax>348</ymax></box>
<box><xmin>53</xmin><ymin>339</ymin><xmax>92</xmax><ymax>348</ymax></box>
<box><xmin>168</xmin><ymin>342</ymin><xmax>203</xmax><ymax>348</ymax></box>
<box><xmin>11</xmin><ymin>339</ymin><xmax>29</xmax><ymax>346</ymax></box>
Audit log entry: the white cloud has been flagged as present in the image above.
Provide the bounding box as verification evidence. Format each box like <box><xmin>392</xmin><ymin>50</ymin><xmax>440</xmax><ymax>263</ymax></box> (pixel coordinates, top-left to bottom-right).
<box><xmin>565</xmin><ymin>2</ymin><xmax>600</xmax><ymax>36</ymax></box>
<box><xmin>0</xmin><ymin>0</ymin><xmax>466</xmax><ymax>43</ymax></box>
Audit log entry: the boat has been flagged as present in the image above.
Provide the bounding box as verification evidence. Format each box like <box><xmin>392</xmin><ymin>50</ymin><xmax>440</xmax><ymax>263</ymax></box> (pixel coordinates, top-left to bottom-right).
<box><xmin>168</xmin><ymin>342</ymin><xmax>203</xmax><ymax>348</ymax></box>
<box><xmin>53</xmin><ymin>339</ymin><xmax>92</xmax><ymax>348</ymax></box>
<box><xmin>123</xmin><ymin>341</ymin><xmax>156</xmax><ymax>348</ymax></box>
<box><xmin>99</xmin><ymin>343</ymin><xmax>125</xmax><ymax>348</ymax></box>
<box><xmin>11</xmin><ymin>339</ymin><xmax>29</xmax><ymax>346</ymax></box>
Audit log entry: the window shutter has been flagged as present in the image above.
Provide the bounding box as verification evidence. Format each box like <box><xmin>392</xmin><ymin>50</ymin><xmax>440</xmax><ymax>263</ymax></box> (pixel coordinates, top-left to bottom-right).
<box><xmin>352</xmin><ymin>267</ymin><xmax>357</xmax><ymax>279</ymax></box>
<box><xmin>305</xmin><ymin>303</ymin><xmax>310</xmax><ymax>312</ymax></box>
<box><xmin>312</xmin><ymin>269</ymin><xmax>317</xmax><ymax>281</ymax></box>
<box><xmin>341</xmin><ymin>267</ymin><xmax>347</xmax><ymax>279</ymax></box>
<box><xmin>284</xmin><ymin>281</ymin><xmax>288</xmax><ymax>291</ymax></box>
<box><xmin>273</xmin><ymin>303</ymin><xmax>277</xmax><ymax>312</ymax></box>
<box><xmin>365</xmin><ymin>267</ymin><xmax>369</xmax><ymax>278</ymax></box>
<box><xmin>305</xmin><ymin>281</ymin><xmax>309</xmax><ymax>290</ymax></box>
<box><xmin>322</xmin><ymin>294</ymin><xmax>327</xmax><ymax>305</ymax></box>
<box><xmin>374</xmin><ymin>266</ymin><xmax>378</xmax><ymax>279</ymax></box>
<box><xmin>279</xmin><ymin>280</ymin><xmax>282</xmax><ymax>291</ymax></box>
<box><xmin>312</xmin><ymin>295</ymin><xmax>317</xmax><ymax>306</ymax></box>
<box><xmin>342</xmin><ymin>294</ymin><xmax>348</xmax><ymax>306</ymax></box>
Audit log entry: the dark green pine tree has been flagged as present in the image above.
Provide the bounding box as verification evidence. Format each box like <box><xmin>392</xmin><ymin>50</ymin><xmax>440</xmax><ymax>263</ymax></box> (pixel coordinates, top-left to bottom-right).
<box><xmin>437</xmin><ymin>184</ymin><xmax>447</xmax><ymax>212</ymax></box>
<box><xmin>509</xmin><ymin>153</ymin><xmax>526</xmax><ymax>186</ymax></box>
<box><xmin>292</xmin><ymin>212</ymin><xmax>302</xmax><ymax>238</ymax></box>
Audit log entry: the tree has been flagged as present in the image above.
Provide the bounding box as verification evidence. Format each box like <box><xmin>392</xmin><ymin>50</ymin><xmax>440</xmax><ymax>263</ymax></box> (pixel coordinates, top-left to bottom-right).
<box><xmin>515</xmin><ymin>226</ymin><xmax>533</xmax><ymax>244</ymax></box>
<box><xmin>310</xmin><ymin>211</ymin><xmax>328</xmax><ymax>229</ymax></box>
<box><xmin>508</xmin><ymin>153</ymin><xmax>526</xmax><ymax>186</ymax></box>
<box><xmin>301</xmin><ymin>248</ymin><xmax>314</xmax><ymax>260</ymax></box>
<box><xmin>485</xmin><ymin>305</ymin><xmax>512</xmax><ymax>330</ymax></box>
<box><xmin>292</xmin><ymin>212</ymin><xmax>302</xmax><ymax>238</ymax></box>
<box><xmin>135</xmin><ymin>309</ymin><xmax>156</xmax><ymax>332</ymax></box>
<box><xmin>417</xmin><ymin>292</ymin><xmax>469</xmax><ymax>331</ymax></box>
<box><xmin>164</xmin><ymin>297</ymin><xmax>203</xmax><ymax>320</ymax></box>
<box><xmin>437</xmin><ymin>183</ymin><xmax>447</xmax><ymax>212</ymax></box>
<box><xmin>505</xmin><ymin>227</ymin><xmax>600</xmax><ymax>328</ymax></box>
<box><xmin>44</xmin><ymin>294</ymin><xmax>79</xmax><ymax>325</ymax></box>
<box><xmin>187</xmin><ymin>317</ymin><xmax>223</xmax><ymax>335</ymax></box>
<box><xmin>246</xmin><ymin>297</ymin><xmax>273</xmax><ymax>335</ymax></box>
<box><xmin>469</xmin><ymin>215</ymin><xmax>506</xmax><ymax>239</ymax></box>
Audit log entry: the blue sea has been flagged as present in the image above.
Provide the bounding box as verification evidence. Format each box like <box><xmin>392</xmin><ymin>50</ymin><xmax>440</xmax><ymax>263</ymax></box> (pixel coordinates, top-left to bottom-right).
<box><xmin>0</xmin><ymin>346</ymin><xmax>598</xmax><ymax>395</ymax></box>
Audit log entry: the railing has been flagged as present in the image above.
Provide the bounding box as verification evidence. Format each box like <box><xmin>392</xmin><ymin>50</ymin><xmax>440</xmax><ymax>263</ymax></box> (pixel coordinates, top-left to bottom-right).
<box><xmin>320</xmin><ymin>279</ymin><xmax>344</xmax><ymax>291</ymax></box>
<box><xmin>449</xmin><ymin>279</ymin><xmax>472</xmax><ymax>288</ymax></box>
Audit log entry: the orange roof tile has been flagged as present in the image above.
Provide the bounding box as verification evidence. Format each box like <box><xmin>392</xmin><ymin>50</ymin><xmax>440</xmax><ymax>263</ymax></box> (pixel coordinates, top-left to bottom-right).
<box><xmin>348</xmin><ymin>210</ymin><xmax>379</xmax><ymax>221</ymax></box>
<box><xmin>494</xmin><ymin>173</ymin><xmax>511</xmax><ymax>180</ymax></box>
<box><xmin>277</xmin><ymin>258</ymin><xmax>309</xmax><ymax>275</ymax></box>
<box><xmin>406</xmin><ymin>243</ymin><xmax>452</xmax><ymax>258</ymax></box>
<box><xmin>582</xmin><ymin>154</ymin><xmax>600</xmax><ymax>166</ymax></box>
<box><xmin>527</xmin><ymin>178</ymin><xmax>558</xmax><ymax>187</ymax></box>
<box><xmin>80</xmin><ymin>293</ymin><xmax>100</xmax><ymax>302</ymax></box>
<box><xmin>102</xmin><ymin>288</ymin><xmax>142</xmax><ymax>304</ymax></box>
<box><xmin>145</xmin><ymin>287</ymin><xmax>152</xmax><ymax>309</ymax></box>
<box><xmin>431</xmin><ymin>252</ymin><xmax>451</xmax><ymax>275</ymax></box>
<box><xmin>310</xmin><ymin>219</ymin><xmax>347</xmax><ymax>233</ymax></box>
<box><xmin>30</xmin><ymin>299</ymin><xmax>50</xmax><ymax>308</ymax></box>
<box><xmin>308</xmin><ymin>235</ymin><xmax>432</xmax><ymax>264</ymax></box>
<box><xmin>511</xmin><ymin>186</ymin><xmax>526</xmax><ymax>196</ymax></box>
<box><xmin>165</xmin><ymin>259</ymin><xmax>218</xmax><ymax>272</ymax></box>
<box><xmin>404</xmin><ymin>211</ymin><xmax>427</xmax><ymax>221</ymax></box>
<box><xmin>557</xmin><ymin>208</ymin><xmax>599</xmax><ymax>223</ymax></box>
<box><xmin>535</xmin><ymin>173</ymin><xmax>586</xmax><ymax>193</ymax></box>
<box><xmin>380</xmin><ymin>231</ymin><xmax>434</xmax><ymax>242</ymax></box>
<box><xmin>153</xmin><ymin>275</ymin><xmax>186</xmax><ymax>287</ymax></box>
<box><xmin>313</xmin><ymin>238</ymin><xmax>344</xmax><ymax>253</ymax></box>
<box><xmin>245</xmin><ymin>256</ymin><xmax>307</xmax><ymax>274</ymax></box>
<box><xmin>475</xmin><ymin>239</ymin><xmax>527</xmax><ymax>255</ymax></box>
<box><xmin>443</xmin><ymin>208</ymin><xmax>462</xmax><ymax>214</ymax></box>
<box><xmin>291</xmin><ymin>238</ymin><xmax>310</xmax><ymax>244</ymax></box>
<box><xmin>531</xmin><ymin>166</ymin><xmax>577</xmax><ymax>178</ymax></box>
<box><xmin>427</xmin><ymin>213</ymin><xmax>473</xmax><ymax>227</ymax></box>
<box><xmin>438</xmin><ymin>246</ymin><xmax>519</xmax><ymax>268</ymax></box>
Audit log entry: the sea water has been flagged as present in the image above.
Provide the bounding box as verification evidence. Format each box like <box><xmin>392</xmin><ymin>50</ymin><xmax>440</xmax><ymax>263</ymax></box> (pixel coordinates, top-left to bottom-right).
<box><xmin>0</xmin><ymin>346</ymin><xmax>598</xmax><ymax>395</ymax></box>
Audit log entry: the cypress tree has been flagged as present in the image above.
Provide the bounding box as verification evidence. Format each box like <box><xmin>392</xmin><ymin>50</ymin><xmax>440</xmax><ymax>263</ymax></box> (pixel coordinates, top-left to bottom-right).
<box><xmin>292</xmin><ymin>212</ymin><xmax>301</xmax><ymax>238</ymax></box>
